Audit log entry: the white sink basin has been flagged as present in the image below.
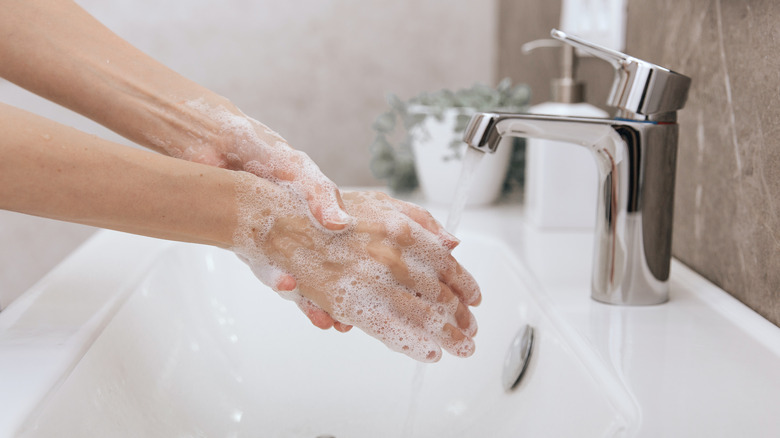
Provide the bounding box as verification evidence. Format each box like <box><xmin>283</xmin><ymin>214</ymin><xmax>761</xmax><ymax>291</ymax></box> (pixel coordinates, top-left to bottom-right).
<box><xmin>10</xmin><ymin>236</ymin><xmax>634</xmax><ymax>437</ymax></box>
<box><xmin>1</xmin><ymin>202</ymin><xmax>778</xmax><ymax>437</ymax></box>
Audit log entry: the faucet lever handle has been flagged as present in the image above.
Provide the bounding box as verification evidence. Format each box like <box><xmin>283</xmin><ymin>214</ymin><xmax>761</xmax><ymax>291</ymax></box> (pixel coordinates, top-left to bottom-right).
<box><xmin>551</xmin><ymin>29</ymin><xmax>692</xmax><ymax>121</ymax></box>
<box><xmin>551</xmin><ymin>29</ymin><xmax>628</xmax><ymax>68</ymax></box>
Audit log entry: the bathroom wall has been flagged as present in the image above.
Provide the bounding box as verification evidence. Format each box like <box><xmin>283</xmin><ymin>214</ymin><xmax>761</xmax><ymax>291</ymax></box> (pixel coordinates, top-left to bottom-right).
<box><xmin>498</xmin><ymin>0</ymin><xmax>780</xmax><ymax>326</ymax></box>
<box><xmin>0</xmin><ymin>0</ymin><xmax>497</xmax><ymax>309</ymax></box>
<box><xmin>624</xmin><ymin>0</ymin><xmax>780</xmax><ymax>327</ymax></box>
<box><xmin>496</xmin><ymin>0</ymin><xmax>614</xmax><ymax>111</ymax></box>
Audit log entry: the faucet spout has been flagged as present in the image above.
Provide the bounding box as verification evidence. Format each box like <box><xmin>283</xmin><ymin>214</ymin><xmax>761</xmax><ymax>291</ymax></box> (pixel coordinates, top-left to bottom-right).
<box><xmin>464</xmin><ymin>113</ymin><xmax>679</xmax><ymax>305</ymax></box>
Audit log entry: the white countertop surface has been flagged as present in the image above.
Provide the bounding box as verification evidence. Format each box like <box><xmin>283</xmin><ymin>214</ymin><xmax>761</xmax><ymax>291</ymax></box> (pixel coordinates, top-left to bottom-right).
<box><xmin>1</xmin><ymin>195</ymin><xmax>779</xmax><ymax>436</ymax></box>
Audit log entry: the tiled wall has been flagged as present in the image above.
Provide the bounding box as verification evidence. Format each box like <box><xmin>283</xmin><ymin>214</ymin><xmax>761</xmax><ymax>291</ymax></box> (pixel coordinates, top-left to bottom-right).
<box><xmin>0</xmin><ymin>0</ymin><xmax>497</xmax><ymax>309</ymax></box>
<box><xmin>625</xmin><ymin>0</ymin><xmax>780</xmax><ymax>326</ymax></box>
<box><xmin>498</xmin><ymin>0</ymin><xmax>780</xmax><ymax>326</ymax></box>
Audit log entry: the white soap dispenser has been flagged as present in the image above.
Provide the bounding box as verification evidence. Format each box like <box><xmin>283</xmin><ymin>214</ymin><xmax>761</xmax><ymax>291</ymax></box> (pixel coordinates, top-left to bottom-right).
<box><xmin>522</xmin><ymin>41</ymin><xmax>608</xmax><ymax>230</ymax></box>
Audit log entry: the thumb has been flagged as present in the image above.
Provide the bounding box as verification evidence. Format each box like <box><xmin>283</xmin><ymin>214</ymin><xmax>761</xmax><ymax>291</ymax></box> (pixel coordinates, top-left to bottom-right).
<box><xmin>307</xmin><ymin>184</ymin><xmax>352</xmax><ymax>231</ymax></box>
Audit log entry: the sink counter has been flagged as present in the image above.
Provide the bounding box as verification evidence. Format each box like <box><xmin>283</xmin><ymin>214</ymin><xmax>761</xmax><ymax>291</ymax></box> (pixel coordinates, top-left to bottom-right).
<box><xmin>0</xmin><ymin>198</ymin><xmax>778</xmax><ymax>437</ymax></box>
<box><xmin>430</xmin><ymin>202</ymin><xmax>780</xmax><ymax>437</ymax></box>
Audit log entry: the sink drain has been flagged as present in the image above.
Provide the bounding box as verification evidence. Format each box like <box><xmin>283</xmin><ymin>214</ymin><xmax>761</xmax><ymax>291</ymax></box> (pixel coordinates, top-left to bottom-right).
<box><xmin>502</xmin><ymin>324</ymin><xmax>535</xmax><ymax>391</ymax></box>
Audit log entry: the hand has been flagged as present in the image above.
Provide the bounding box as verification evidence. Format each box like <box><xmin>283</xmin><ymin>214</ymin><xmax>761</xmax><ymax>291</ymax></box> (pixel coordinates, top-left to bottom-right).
<box><xmin>232</xmin><ymin>176</ymin><xmax>481</xmax><ymax>362</ymax></box>
<box><xmin>176</xmin><ymin>101</ymin><xmax>464</xmax><ymax>334</ymax></box>
<box><xmin>171</xmin><ymin>101</ymin><xmax>360</xmax><ymax>330</ymax></box>
<box><xmin>171</xmin><ymin>100</ymin><xmax>350</xmax><ymax>232</ymax></box>
<box><xmin>277</xmin><ymin>191</ymin><xmax>465</xmax><ymax>334</ymax></box>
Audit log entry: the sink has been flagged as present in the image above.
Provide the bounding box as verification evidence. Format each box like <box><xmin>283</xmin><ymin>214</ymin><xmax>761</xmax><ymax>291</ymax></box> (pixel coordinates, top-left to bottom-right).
<box><xmin>10</xmin><ymin>234</ymin><xmax>635</xmax><ymax>437</ymax></box>
<box><xmin>1</xmin><ymin>202</ymin><xmax>778</xmax><ymax>437</ymax></box>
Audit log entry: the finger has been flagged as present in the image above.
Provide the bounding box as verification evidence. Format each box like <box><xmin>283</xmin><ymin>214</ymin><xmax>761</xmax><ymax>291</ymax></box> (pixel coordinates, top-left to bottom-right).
<box><xmin>434</xmin><ymin>323</ymin><xmax>476</xmax><ymax>358</ymax></box>
<box><xmin>305</xmin><ymin>183</ymin><xmax>352</xmax><ymax>231</ymax></box>
<box><xmin>296</xmin><ymin>297</ymin><xmax>336</xmax><ymax>330</ymax></box>
<box><xmin>419</xmin><ymin>283</ymin><xmax>476</xmax><ymax>357</ymax></box>
<box><xmin>365</xmin><ymin>238</ymin><xmax>415</xmax><ymax>290</ymax></box>
<box><xmin>369</xmin><ymin>321</ymin><xmax>442</xmax><ymax>363</ymax></box>
<box><xmin>237</xmin><ymin>255</ymin><xmax>300</xmax><ymax>294</ymax></box>
<box><xmin>275</xmin><ymin>273</ymin><xmax>297</xmax><ymax>292</ymax></box>
<box><xmin>278</xmin><ymin>150</ymin><xmax>351</xmax><ymax>231</ymax></box>
<box><xmin>333</xmin><ymin>321</ymin><xmax>353</xmax><ymax>333</ymax></box>
<box><xmin>379</xmin><ymin>287</ymin><xmax>473</xmax><ymax>360</ymax></box>
<box><xmin>341</xmin><ymin>287</ymin><xmax>442</xmax><ymax>362</ymax></box>
<box><xmin>294</xmin><ymin>295</ymin><xmax>353</xmax><ymax>333</ymax></box>
<box><xmin>244</xmin><ymin>150</ymin><xmax>352</xmax><ymax>231</ymax></box>
<box><xmin>441</xmin><ymin>255</ymin><xmax>482</xmax><ymax>306</ymax></box>
<box><xmin>437</xmin><ymin>281</ymin><xmax>478</xmax><ymax>336</ymax></box>
<box><xmin>385</xmin><ymin>197</ymin><xmax>460</xmax><ymax>250</ymax></box>
<box><xmin>455</xmin><ymin>301</ymin><xmax>478</xmax><ymax>337</ymax></box>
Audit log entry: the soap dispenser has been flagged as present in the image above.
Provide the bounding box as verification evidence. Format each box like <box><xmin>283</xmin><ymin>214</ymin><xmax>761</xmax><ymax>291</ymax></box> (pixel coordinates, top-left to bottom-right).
<box><xmin>522</xmin><ymin>40</ymin><xmax>607</xmax><ymax>229</ymax></box>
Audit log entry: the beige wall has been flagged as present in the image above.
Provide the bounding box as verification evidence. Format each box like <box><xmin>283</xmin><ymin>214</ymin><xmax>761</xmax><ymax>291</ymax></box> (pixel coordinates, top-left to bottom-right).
<box><xmin>0</xmin><ymin>0</ymin><xmax>498</xmax><ymax>308</ymax></box>
<box><xmin>5</xmin><ymin>0</ymin><xmax>777</xmax><ymax>328</ymax></box>
<box><xmin>496</xmin><ymin>0</ymin><xmax>614</xmax><ymax>111</ymax></box>
<box><xmin>497</xmin><ymin>0</ymin><xmax>780</xmax><ymax>326</ymax></box>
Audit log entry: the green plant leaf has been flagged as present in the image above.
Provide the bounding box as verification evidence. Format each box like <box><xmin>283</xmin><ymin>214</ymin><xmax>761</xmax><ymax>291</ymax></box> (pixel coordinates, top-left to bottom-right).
<box><xmin>370</xmin><ymin>155</ymin><xmax>395</xmax><ymax>179</ymax></box>
<box><xmin>504</xmin><ymin>84</ymin><xmax>531</xmax><ymax>108</ymax></box>
<box><xmin>372</xmin><ymin>110</ymin><xmax>396</xmax><ymax>133</ymax></box>
<box><xmin>403</xmin><ymin>112</ymin><xmax>427</xmax><ymax>130</ymax></box>
<box><xmin>388</xmin><ymin>159</ymin><xmax>418</xmax><ymax>193</ymax></box>
<box><xmin>370</xmin><ymin>79</ymin><xmax>531</xmax><ymax>193</ymax></box>
<box><xmin>496</xmin><ymin>77</ymin><xmax>512</xmax><ymax>95</ymax></box>
<box><xmin>454</xmin><ymin>113</ymin><xmax>472</xmax><ymax>133</ymax></box>
<box><xmin>369</xmin><ymin>134</ymin><xmax>393</xmax><ymax>154</ymax></box>
<box><xmin>387</xmin><ymin>93</ymin><xmax>406</xmax><ymax>113</ymax></box>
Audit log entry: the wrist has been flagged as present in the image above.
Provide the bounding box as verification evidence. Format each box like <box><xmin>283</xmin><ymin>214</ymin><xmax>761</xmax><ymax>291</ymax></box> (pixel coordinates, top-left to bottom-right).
<box><xmin>139</xmin><ymin>94</ymin><xmax>235</xmax><ymax>161</ymax></box>
<box><xmin>150</xmin><ymin>97</ymin><xmax>289</xmax><ymax>171</ymax></box>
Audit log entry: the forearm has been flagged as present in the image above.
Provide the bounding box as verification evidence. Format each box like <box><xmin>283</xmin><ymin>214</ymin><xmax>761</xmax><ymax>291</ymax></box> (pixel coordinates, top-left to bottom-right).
<box><xmin>0</xmin><ymin>0</ymin><xmax>354</xmax><ymax>231</ymax></box>
<box><xmin>0</xmin><ymin>0</ymin><xmax>238</xmax><ymax>157</ymax></box>
<box><xmin>0</xmin><ymin>102</ymin><xmax>238</xmax><ymax>248</ymax></box>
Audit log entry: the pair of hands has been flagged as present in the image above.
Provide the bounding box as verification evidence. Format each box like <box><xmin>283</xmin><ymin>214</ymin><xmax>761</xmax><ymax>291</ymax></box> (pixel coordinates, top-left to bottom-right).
<box><xmin>175</xmin><ymin>106</ymin><xmax>481</xmax><ymax>362</ymax></box>
<box><xmin>0</xmin><ymin>0</ymin><xmax>479</xmax><ymax>361</ymax></box>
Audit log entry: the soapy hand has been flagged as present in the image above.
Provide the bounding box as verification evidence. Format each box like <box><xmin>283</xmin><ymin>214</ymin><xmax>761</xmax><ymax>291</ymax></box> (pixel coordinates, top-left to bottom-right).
<box><xmin>285</xmin><ymin>190</ymin><xmax>465</xmax><ymax>333</ymax></box>
<box><xmin>170</xmin><ymin>100</ymin><xmax>350</xmax><ymax>232</ymax></box>
<box><xmin>232</xmin><ymin>175</ymin><xmax>481</xmax><ymax>362</ymax></box>
<box><xmin>171</xmin><ymin>100</ymin><xmax>465</xmax><ymax>333</ymax></box>
<box><xmin>167</xmin><ymin>101</ymin><xmax>355</xmax><ymax>330</ymax></box>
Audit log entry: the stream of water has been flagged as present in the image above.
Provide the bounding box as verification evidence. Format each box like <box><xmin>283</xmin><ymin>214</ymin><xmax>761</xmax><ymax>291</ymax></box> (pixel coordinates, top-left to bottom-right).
<box><xmin>446</xmin><ymin>147</ymin><xmax>486</xmax><ymax>233</ymax></box>
<box><xmin>401</xmin><ymin>146</ymin><xmax>486</xmax><ymax>437</ymax></box>
<box><xmin>400</xmin><ymin>362</ymin><xmax>428</xmax><ymax>437</ymax></box>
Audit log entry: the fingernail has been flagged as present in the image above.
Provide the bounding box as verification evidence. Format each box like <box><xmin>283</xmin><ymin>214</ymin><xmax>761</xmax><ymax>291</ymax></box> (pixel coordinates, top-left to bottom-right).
<box><xmin>275</xmin><ymin>275</ymin><xmax>298</xmax><ymax>292</ymax></box>
<box><xmin>329</xmin><ymin>208</ymin><xmax>352</xmax><ymax>226</ymax></box>
<box><xmin>334</xmin><ymin>322</ymin><xmax>353</xmax><ymax>333</ymax></box>
<box><xmin>424</xmin><ymin>349</ymin><xmax>442</xmax><ymax>363</ymax></box>
<box><xmin>441</xmin><ymin>229</ymin><xmax>460</xmax><ymax>250</ymax></box>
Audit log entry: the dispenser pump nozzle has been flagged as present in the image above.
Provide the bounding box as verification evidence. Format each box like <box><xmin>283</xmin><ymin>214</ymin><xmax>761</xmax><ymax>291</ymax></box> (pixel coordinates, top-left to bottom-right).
<box><xmin>521</xmin><ymin>39</ymin><xmax>585</xmax><ymax>104</ymax></box>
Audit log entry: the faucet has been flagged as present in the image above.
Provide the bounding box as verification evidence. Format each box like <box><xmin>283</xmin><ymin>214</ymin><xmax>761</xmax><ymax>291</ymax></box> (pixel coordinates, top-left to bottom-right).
<box><xmin>464</xmin><ymin>30</ymin><xmax>692</xmax><ymax>305</ymax></box>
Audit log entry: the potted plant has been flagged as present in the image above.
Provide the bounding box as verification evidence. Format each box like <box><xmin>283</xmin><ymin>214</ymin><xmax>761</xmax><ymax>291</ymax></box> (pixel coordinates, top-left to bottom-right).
<box><xmin>369</xmin><ymin>78</ymin><xmax>530</xmax><ymax>205</ymax></box>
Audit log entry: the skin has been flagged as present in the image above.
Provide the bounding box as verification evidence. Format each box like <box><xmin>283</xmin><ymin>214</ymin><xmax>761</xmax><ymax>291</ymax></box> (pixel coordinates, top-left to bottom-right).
<box><xmin>0</xmin><ymin>104</ymin><xmax>480</xmax><ymax>361</ymax></box>
<box><xmin>0</xmin><ymin>0</ymin><xmax>468</xmax><ymax>331</ymax></box>
<box><xmin>0</xmin><ymin>0</ymin><xmax>355</xmax><ymax>327</ymax></box>
<box><xmin>0</xmin><ymin>103</ymin><xmax>238</xmax><ymax>248</ymax></box>
<box><xmin>0</xmin><ymin>0</ymin><xmax>482</xmax><ymax>360</ymax></box>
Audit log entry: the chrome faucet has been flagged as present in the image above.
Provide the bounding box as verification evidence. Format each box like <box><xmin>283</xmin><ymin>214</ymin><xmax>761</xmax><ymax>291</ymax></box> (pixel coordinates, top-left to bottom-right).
<box><xmin>464</xmin><ymin>30</ymin><xmax>692</xmax><ymax>305</ymax></box>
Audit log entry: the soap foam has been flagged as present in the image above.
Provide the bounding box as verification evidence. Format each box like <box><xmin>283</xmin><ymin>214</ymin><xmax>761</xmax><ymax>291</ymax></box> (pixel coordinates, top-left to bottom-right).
<box><xmin>181</xmin><ymin>99</ymin><xmax>316</xmax><ymax>180</ymax></box>
<box><xmin>181</xmin><ymin>99</ymin><xmax>346</xmax><ymax>227</ymax></box>
<box><xmin>230</xmin><ymin>174</ymin><xmax>476</xmax><ymax>362</ymax></box>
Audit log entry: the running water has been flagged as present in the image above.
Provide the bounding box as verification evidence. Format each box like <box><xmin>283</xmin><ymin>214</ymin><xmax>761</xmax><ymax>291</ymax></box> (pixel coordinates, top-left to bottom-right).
<box><xmin>446</xmin><ymin>147</ymin><xmax>486</xmax><ymax>233</ymax></box>
<box><xmin>401</xmin><ymin>362</ymin><xmax>428</xmax><ymax>437</ymax></box>
<box><xmin>402</xmin><ymin>146</ymin><xmax>486</xmax><ymax>437</ymax></box>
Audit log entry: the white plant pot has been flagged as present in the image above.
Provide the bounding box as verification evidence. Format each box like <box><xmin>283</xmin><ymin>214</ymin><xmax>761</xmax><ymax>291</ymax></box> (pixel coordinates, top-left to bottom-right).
<box><xmin>409</xmin><ymin>107</ymin><xmax>513</xmax><ymax>206</ymax></box>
